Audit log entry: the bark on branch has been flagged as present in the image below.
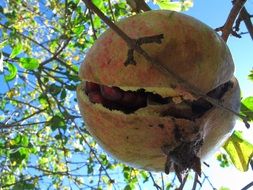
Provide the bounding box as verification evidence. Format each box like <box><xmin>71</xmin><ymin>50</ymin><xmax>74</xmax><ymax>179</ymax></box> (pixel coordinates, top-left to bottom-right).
<box><xmin>216</xmin><ymin>0</ymin><xmax>247</xmax><ymax>42</ymax></box>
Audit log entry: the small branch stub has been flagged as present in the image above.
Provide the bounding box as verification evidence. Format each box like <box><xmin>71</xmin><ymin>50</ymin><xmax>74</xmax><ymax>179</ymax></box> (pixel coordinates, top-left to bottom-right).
<box><xmin>124</xmin><ymin>34</ymin><xmax>164</xmax><ymax>66</ymax></box>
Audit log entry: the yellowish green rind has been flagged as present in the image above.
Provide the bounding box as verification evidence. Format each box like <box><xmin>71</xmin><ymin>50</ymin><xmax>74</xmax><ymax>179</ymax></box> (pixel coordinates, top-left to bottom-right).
<box><xmin>79</xmin><ymin>10</ymin><xmax>234</xmax><ymax>97</ymax></box>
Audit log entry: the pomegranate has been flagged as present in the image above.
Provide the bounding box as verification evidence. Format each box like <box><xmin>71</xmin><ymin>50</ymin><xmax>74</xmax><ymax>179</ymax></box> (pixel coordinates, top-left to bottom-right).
<box><xmin>77</xmin><ymin>10</ymin><xmax>240</xmax><ymax>174</ymax></box>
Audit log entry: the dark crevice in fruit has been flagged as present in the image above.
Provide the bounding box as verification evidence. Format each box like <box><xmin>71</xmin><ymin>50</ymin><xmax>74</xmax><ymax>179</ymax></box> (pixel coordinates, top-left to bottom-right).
<box><xmin>84</xmin><ymin>81</ymin><xmax>169</xmax><ymax>114</ymax></box>
<box><xmin>83</xmin><ymin>81</ymin><xmax>232</xmax><ymax>117</ymax></box>
<box><xmin>161</xmin><ymin>81</ymin><xmax>233</xmax><ymax>119</ymax></box>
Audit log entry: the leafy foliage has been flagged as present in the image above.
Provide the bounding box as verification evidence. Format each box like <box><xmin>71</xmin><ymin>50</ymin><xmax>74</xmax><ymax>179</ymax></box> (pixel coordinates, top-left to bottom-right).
<box><xmin>241</xmin><ymin>96</ymin><xmax>253</xmax><ymax>121</ymax></box>
<box><xmin>223</xmin><ymin>131</ymin><xmax>253</xmax><ymax>171</ymax></box>
<box><xmin>153</xmin><ymin>0</ymin><xmax>193</xmax><ymax>11</ymax></box>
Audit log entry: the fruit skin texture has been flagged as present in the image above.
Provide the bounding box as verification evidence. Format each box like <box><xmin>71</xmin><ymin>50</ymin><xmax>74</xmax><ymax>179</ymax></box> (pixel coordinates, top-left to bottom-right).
<box><xmin>79</xmin><ymin>10</ymin><xmax>234</xmax><ymax>97</ymax></box>
<box><xmin>77</xmin><ymin>10</ymin><xmax>240</xmax><ymax>172</ymax></box>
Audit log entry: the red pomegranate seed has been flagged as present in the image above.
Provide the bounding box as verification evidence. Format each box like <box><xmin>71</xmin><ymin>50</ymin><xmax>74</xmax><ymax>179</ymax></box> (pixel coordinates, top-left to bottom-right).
<box><xmin>100</xmin><ymin>85</ymin><xmax>123</xmax><ymax>101</ymax></box>
<box><xmin>85</xmin><ymin>81</ymin><xmax>100</xmax><ymax>94</ymax></box>
<box><xmin>88</xmin><ymin>91</ymin><xmax>105</xmax><ymax>104</ymax></box>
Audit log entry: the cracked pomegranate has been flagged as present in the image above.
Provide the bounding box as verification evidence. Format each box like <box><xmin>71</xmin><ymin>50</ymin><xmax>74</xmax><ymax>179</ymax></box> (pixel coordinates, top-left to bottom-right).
<box><xmin>77</xmin><ymin>10</ymin><xmax>240</xmax><ymax>174</ymax></box>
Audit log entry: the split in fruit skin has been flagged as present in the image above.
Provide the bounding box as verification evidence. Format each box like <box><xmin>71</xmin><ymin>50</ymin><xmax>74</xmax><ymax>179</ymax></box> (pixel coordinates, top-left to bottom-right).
<box><xmin>82</xmin><ymin>80</ymin><xmax>234</xmax><ymax>178</ymax></box>
<box><xmin>83</xmin><ymin>80</ymin><xmax>233</xmax><ymax>118</ymax></box>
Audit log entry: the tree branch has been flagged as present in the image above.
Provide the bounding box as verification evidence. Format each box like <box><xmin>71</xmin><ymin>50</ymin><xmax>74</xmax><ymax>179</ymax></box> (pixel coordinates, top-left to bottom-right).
<box><xmin>241</xmin><ymin>181</ymin><xmax>253</xmax><ymax>190</ymax></box>
<box><xmin>216</xmin><ymin>0</ymin><xmax>247</xmax><ymax>42</ymax></box>
<box><xmin>238</xmin><ymin>7</ymin><xmax>253</xmax><ymax>40</ymax></box>
<box><xmin>148</xmin><ymin>172</ymin><xmax>162</xmax><ymax>190</ymax></box>
<box><xmin>82</xmin><ymin>0</ymin><xmax>250</xmax><ymax>128</ymax></box>
<box><xmin>126</xmin><ymin>0</ymin><xmax>151</xmax><ymax>13</ymax></box>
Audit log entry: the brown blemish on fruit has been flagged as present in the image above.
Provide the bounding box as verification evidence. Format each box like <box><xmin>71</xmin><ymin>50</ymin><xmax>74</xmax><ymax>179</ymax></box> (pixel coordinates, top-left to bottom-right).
<box><xmin>158</xmin><ymin>124</ymin><xmax>164</xmax><ymax>129</ymax></box>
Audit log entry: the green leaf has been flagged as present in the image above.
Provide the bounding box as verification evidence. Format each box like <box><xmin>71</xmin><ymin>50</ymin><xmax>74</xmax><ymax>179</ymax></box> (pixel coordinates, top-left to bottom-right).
<box><xmin>219</xmin><ymin>187</ymin><xmax>230</xmax><ymax>190</ymax></box>
<box><xmin>4</xmin><ymin>62</ymin><xmax>18</xmax><ymax>81</ymax></box>
<box><xmin>93</xmin><ymin>16</ymin><xmax>102</xmax><ymax>28</ymax></box>
<box><xmin>0</xmin><ymin>40</ymin><xmax>8</xmax><ymax>49</ymax></box>
<box><xmin>73</xmin><ymin>25</ymin><xmax>84</xmax><ymax>36</ymax></box>
<box><xmin>124</xmin><ymin>185</ymin><xmax>132</xmax><ymax>190</ymax></box>
<box><xmin>60</xmin><ymin>89</ymin><xmax>67</xmax><ymax>100</ymax></box>
<box><xmin>66</xmin><ymin>84</ymin><xmax>77</xmax><ymax>91</ymax></box>
<box><xmin>13</xmin><ymin>181</ymin><xmax>35</xmax><ymax>190</ymax></box>
<box><xmin>241</xmin><ymin>97</ymin><xmax>253</xmax><ymax>121</ymax></box>
<box><xmin>20</xmin><ymin>135</ymin><xmax>29</xmax><ymax>147</ymax></box>
<box><xmin>223</xmin><ymin>131</ymin><xmax>253</xmax><ymax>171</ymax></box>
<box><xmin>10</xmin><ymin>43</ymin><xmax>23</xmax><ymax>58</ymax></box>
<box><xmin>216</xmin><ymin>153</ymin><xmax>229</xmax><ymax>168</ymax></box>
<box><xmin>48</xmin><ymin>84</ymin><xmax>61</xmax><ymax>95</ymax></box>
<box><xmin>92</xmin><ymin>0</ymin><xmax>103</xmax><ymax>9</ymax></box>
<box><xmin>154</xmin><ymin>0</ymin><xmax>193</xmax><ymax>11</ymax></box>
<box><xmin>10</xmin><ymin>151</ymin><xmax>26</xmax><ymax>166</ymax></box>
<box><xmin>19</xmin><ymin>57</ymin><xmax>39</xmax><ymax>70</ymax></box>
<box><xmin>38</xmin><ymin>94</ymin><xmax>48</xmax><ymax>108</ymax></box>
<box><xmin>49</xmin><ymin>115</ymin><xmax>66</xmax><ymax>131</ymax></box>
<box><xmin>248</xmin><ymin>70</ymin><xmax>253</xmax><ymax>82</ymax></box>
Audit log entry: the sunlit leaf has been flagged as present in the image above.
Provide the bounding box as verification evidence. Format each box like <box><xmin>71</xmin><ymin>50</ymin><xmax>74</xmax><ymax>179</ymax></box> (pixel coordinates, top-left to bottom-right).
<box><xmin>248</xmin><ymin>70</ymin><xmax>253</xmax><ymax>82</ymax></box>
<box><xmin>10</xmin><ymin>43</ymin><xmax>23</xmax><ymax>58</ymax></box>
<box><xmin>73</xmin><ymin>25</ymin><xmax>84</xmax><ymax>36</ymax></box>
<box><xmin>0</xmin><ymin>39</ymin><xmax>8</xmax><ymax>49</ymax></box>
<box><xmin>92</xmin><ymin>0</ymin><xmax>103</xmax><ymax>10</ymax></box>
<box><xmin>38</xmin><ymin>94</ymin><xmax>48</xmax><ymax>108</ymax></box>
<box><xmin>4</xmin><ymin>62</ymin><xmax>18</xmax><ymax>81</ymax></box>
<box><xmin>219</xmin><ymin>187</ymin><xmax>230</xmax><ymax>190</ymax></box>
<box><xmin>19</xmin><ymin>57</ymin><xmax>39</xmax><ymax>70</ymax></box>
<box><xmin>223</xmin><ymin>131</ymin><xmax>253</xmax><ymax>171</ymax></box>
<box><xmin>154</xmin><ymin>0</ymin><xmax>193</xmax><ymax>11</ymax></box>
<box><xmin>94</xmin><ymin>16</ymin><xmax>102</xmax><ymax>28</ymax></box>
<box><xmin>241</xmin><ymin>97</ymin><xmax>253</xmax><ymax>121</ymax></box>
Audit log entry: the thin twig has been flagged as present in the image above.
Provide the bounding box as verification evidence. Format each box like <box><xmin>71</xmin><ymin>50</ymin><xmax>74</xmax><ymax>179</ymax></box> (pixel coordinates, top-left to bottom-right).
<box><xmin>241</xmin><ymin>181</ymin><xmax>253</xmax><ymax>190</ymax></box>
<box><xmin>202</xmin><ymin>172</ymin><xmax>216</xmax><ymax>190</ymax></box>
<box><xmin>238</xmin><ymin>7</ymin><xmax>253</xmax><ymax>40</ymax></box>
<box><xmin>177</xmin><ymin>173</ymin><xmax>189</xmax><ymax>190</ymax></box>
<box><xmin>11</xmin><ymin>108</ymin><xmax>47</xmax><ymax>125</ymax></box>
<box><xmin>40</xmin><ymin>37</ymin><xmax>71</xmax><ymax>67</ymax></box>
<box><xmin>217</xmin><ymin>0</ymin><xmax>247</xmax><ymax>42</ymax></box>
<box><xmin>0</xmin><ymin>23</ymin><xmax>78</xmax><ymax>74</ymax></box>
<box><xmin>82</xmin><ymin>0</ymin><xmax>250</xmax><ymax>128</ymax></box>
<box><xmin>148</xmin><ymin>172</ymin><xmax>162</xmax><ymax>190</ymax></box>
<box><xmin>107</xmin><ymin>0</ymin><xmax>116</xmax><ymax>22</ymax></box>
<box><xmin>161</xmin><ymin>173</ymin><xmax>165</xmax><ymax>190</ymax></box>
<box><xmin>126</xmin><ymin>0</ymin><xmax>151</xmax><ymax>12</ymax></box>
<box><xmin>88</xmin><ymin>9</ymin><xmax>98</xmax><ymax>40</ymax></box>
<box><xmin>191</xmin><ymin>172</ymin><xmax>199</xmax><ymax>190</ymax></box>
